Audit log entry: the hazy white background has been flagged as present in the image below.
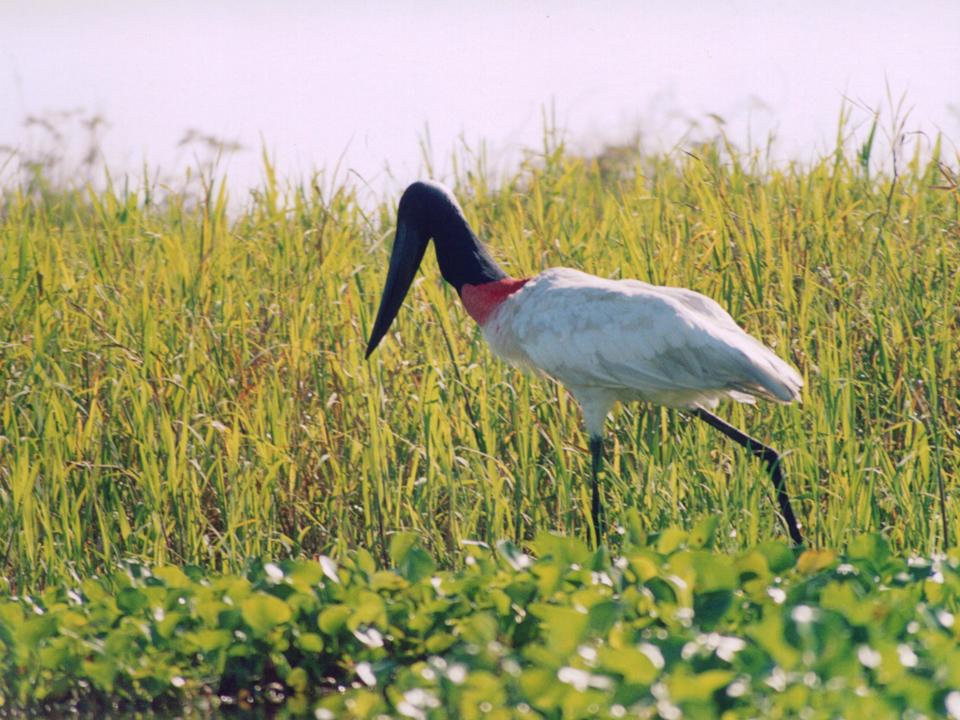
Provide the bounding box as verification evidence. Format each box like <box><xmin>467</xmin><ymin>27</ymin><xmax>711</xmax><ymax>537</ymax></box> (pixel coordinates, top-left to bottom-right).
<box><xmin>2</xmin><ymin>1</ymin><xmax>958</xmax><ymax>199</ymax></box>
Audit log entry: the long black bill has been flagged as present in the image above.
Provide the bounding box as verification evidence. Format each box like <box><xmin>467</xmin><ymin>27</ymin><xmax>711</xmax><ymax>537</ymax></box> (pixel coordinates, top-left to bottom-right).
<box><xmin>365</xmin><ymin>220</ymin><xmax>428</xmax><ymax>358</ymax></box>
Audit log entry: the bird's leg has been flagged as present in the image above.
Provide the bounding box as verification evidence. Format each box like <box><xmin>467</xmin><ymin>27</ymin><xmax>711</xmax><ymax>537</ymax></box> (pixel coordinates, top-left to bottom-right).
<box><xmin>691</xmin><ymin>408</ymin><xmax>804</xmax><ymax>546</ymax></box>
<box><xmin>589</xmin><ymin>435</ymin><xmax>605</xmax><ymax>547</ymax></box>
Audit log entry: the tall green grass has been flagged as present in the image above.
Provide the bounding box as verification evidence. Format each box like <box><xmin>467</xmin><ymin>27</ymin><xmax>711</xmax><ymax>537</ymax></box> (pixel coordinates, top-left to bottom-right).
<box><xmin>1</xmin><ymin>123</ymin><xmax>957</xmax><ymax>590</ymax></box>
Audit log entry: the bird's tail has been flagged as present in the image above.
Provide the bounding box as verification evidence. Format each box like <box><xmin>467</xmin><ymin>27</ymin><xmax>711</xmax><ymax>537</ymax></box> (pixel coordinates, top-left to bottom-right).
<box><xmin>719</xmin><ymin>329</ymin><xmax>803</xmax><ymax>404</ymax></box>
<box><xmin>740</xmin><ymin>348</ymin><xmax>803</xmax><ymax>403</ymax></box>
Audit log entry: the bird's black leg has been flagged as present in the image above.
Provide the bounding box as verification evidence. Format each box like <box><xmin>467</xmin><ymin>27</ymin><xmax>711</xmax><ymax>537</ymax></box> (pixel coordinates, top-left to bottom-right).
<box><xmin>692</xmin><ymin>408</ymin><xmax>804</xmax><ymax>546</ymax></box>
<box><xmin>589</xmin><ymin>435</ymin><xmax>605</xmax><ymax>547</ymax></box>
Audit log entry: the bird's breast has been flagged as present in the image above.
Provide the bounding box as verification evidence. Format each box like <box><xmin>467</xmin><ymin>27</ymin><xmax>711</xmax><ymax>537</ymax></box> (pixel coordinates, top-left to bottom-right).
<box><xmin>460</xmin><ymin>277</ymin><xmax>530</xmax><ymax>326</ymax></box>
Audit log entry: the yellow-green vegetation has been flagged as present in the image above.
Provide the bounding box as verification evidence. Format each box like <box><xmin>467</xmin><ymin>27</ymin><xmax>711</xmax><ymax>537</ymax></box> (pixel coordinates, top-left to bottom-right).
<box><xmin>1</xmin><ymin>126</ymin><xmax>958</xmax><ymax>594</ymax></box>
<box><xmin>2</xmin><ymin>527</ymin><xmax>960</xmax><ymax>718</ymax></box>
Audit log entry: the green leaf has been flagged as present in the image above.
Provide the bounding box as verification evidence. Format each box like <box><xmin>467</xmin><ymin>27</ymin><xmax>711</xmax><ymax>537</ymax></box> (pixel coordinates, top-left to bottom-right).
<box><xmin>354</xmin><ymin>548</ymin><xmax>377</xmax><ymax>575</ymax></box>
<box><xmin>757</xmin><ymin>541</ymin><xmax>796</xmax><ymax>573</ymax></box>
<box><xmin>295</xmin><ymin>632</ymin><xmax>325</xmax><ymax>653</ymax></box>
<box><xmin>657</xmin><ymin>528</ymin><xmax>688</xmax><ymax>554</ymax></box>
<box><xmin>285</xmin><ymin>560</ymin><xmax>324</xmax><ymax>588</ymax></box>
<box><xmin>397</xmin><ymin>546</ymin><xmax>435</xmax><ymax>582</ymax></box>
<box><xmin>668</xmin><ymin>668</ymin><xmax>735</xmax><ymax>702</ymax></box>
<box><xmin>116</xmin><ymin>587</ymin><xmax>148</xmax><ymax>614</ymax></box>
<box><xmin>186</xmin><ymin>629</ymin><xmax>232</xmax><ymax>653</ymax></box>
<box><xmin>0</xmin><ymin>601</ymin><xmax>24</xmax><ymax>633</ymax></box>
<box><xmin>154</xmin><ymin>565</ymin><xmax>192</xmax><ymax>589</ymax></box>
<box><xmin>370</xmin><ymin>571</ymin><xmax>408</xmax><ymax>592</ymax></box>
<box><xmin>796</xmin><ymin>548</ymin><xmax>837</xmax><ymax>574</ymax></box>
<box><xmin>689</xmin><ymin>516</ymin><xmax>719</xmax><ymax>549</ymax></box>
<box><xmin>388</xmin><ymin>532</ymin><xmax>418</xmax><ymax>566</ymax></box>
<box><xmin>587</xmin><ymin>600</ymin><xmax>621</xmax><ymax>634</ymax></box>
<box><xmin>598</xmin><ymin>645</ymin><xmax>658</xmax><ymax>684</ymax></box>
<box><xmin>81</xmin><ymin>659</ymin><xmax>117</xmax><ymax>693</ymax></box>
<box><xmin>286</xmin><ymin>666</ymin><xmax>309</xmax><ymax>695</ymax></box>
<box><xmin>318</xmin><ymin>604</ymin><xmax>351</xmax><ymax>635</ymax></box>
<box><xmin>241</xmin><ymin>593</ymin><xmax>292</xmax><ymax>636</ymax></box>
<box><xmin>528</xmin><ymin>603</ymin><xmax>589</xmax><ymax>655</ymax></box>
<box><xmin>16</xmin><ymin>614</ymin><xmax>57</xmax><ymax>646</ymax></box>
<box><xmin>425</xmin><ymin>632</ymin><xmax>455</xmax><ymax>653</ymax></box>
<box><xmin>848</xmin><ymin>534</ymin><xmax>891</xmax><ymax>565</ymax></box>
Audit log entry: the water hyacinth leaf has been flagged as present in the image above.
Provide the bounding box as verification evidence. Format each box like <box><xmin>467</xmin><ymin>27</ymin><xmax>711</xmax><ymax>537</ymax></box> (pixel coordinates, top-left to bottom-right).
<box><xmin>531</xmin><ymin>532</ymin><xmax>591</xmax><ymax>566</ymax></box>
<box><xmin>657</xmin><ymin>527</ymin><xmax>688</xmax><ymax>554</ymax></box>
<box><xmin>689</xmin><ymin>516</ymin><xmax>719</xmax><ymax>549</ymax></box>
<box><xmin>694</xmin><ymin>590</ymin><xmax>734</xmax><ymax>627</ymax></box>
<box><xmin>318</xmin><ymin>604</ymin><xmax>351</xmax><ymax>635</ymax></box>
<box><xmin>797</xmin><ymin>549</ymin><xmax>838</xmax><ymax>574</ymax></box>
<box><xmin>848</xmin><ymin>534</ymin><xmax>892</xmax><ymax>565</ymax></box>
<box><xmin>354</xmin><ymin>548</ymin><xmax>377</xmax><ymax>576</ymax></box>
<box><xmin>0</xmin><ymin>602</ymin><xmax>25</xmax><ymax>637</ymax></box>
<box><xmin>185</xmin><ymin>628</ymin><xmax>232</xmax><ymax>653</ymax></box>
<box><xmin>371</xmin><ymin>571</ymin><xmax>408</xmax><ymax>592</ymax></box>
<box><xmin>644</xmin><ymin>576</ymin><xmax>679</xmax><ymax>604</ymax></box>
<box><xmin>16</xmin><ymin>615</ymin><xmax>57</xmax><ymax>647</ymax></box>
<box><xmin>457</xmin><ymin>670</ymin><xmax>507</xmax><ymax>718</ymax></box>
<box><xmin>667</xmin><ymin>668</ymin><xmax>736</xmax><ymax>703</ymax></box>
<box><xmin>489</xmin><ymin>588</ymin><xmax>512</xmax><ymax>617</ymax></box>
<box><xmin>240</xmin><ymin>593</ymin><xmax>292</xmax><ymax>636</ymax></box>
<box><xmin>80</xmin><ymin>580</ymin><xmax>108</xmax><ymax>603</ymax></box>
<box><xmin>388</xmin><ymin>532</ymin><xmax>418</xmax><ymax>567</ymax></box>
<box><xmin>532</xmin><ymin>562</ymin><xmax>562</xmax><ymax>596</ymax></box>
<box><xmin>284</xmin><ymin>560</ymin><xmax>324</xmax><ymax>588</ymax></box>
<box><xmin>397</xmin><ymin>547</ymin><xmax>435</xmax><ymax>582</ymax></box>
<box><xmin>746</xmin><ymin>609</ymin><xmax>801</xmax><ymax>669</ymax></box>
<box><xmin>295</xmin><ymin>632</ymin><xmax>325</xmax><ymax>653</ymax></box>
<box><xmin>756</xmin><ymin>541</ymin><xmax>796</xmax><ymax>573</ymax></box>
<box><xmin>519</xmin><ymin>667</ymin><xmax>566</xmax><ymax>711</ymax></box>
<box><xmin>504</xmin><ymin>576</ymin><xmax>538</xmax><ymax>606</ymax></box>
<box><xmin>736</xmin><ymin>550</ymin><xmax>773</xmax><ymax>582</ymax></box>
<box><xmin>350</xmin><ymin>591</ymin><xmax>387</xmax><ymax>628</ymax></box>
<box><xmin>674</xmin><ymin>551</ymin><xmax>738</xmax><ymax>592</ymax></box>
<box><xmin>528</xmin><ymin>604</ymin><xmax>589</xmax><ymax>654</ymax></box>
<box><xmin>341</xmin><ymin>688</ymin><xmax>384</xmax><ymax>716</ymax></box>
<box><xmin>115</xmin><ymin>587</ymin><xmax>148</xmax><ymax>614</ymax></box>
<box><xmin>38</xmin><ymin>640</ymin><xmax>75</xmax><ymax>672</ymax></box>
<box><xmin>81</xmin><ymin>659</ymin><xmax>117</xmax><ymax>693</ymax></box>
<box><xmin>625</xmin><ymin>552</ymin><xmax>659</xmax><ymax>582</ymax></box>
<box><xmin>458</xmin><ymin>611</ymin><xmax>499</xmax><ymax>644</ymax></box>
<box><xmin>156</xmin><ymin>609</ymin><xmax>186</xmax><ymax>639</ymax></box>
<box><xmin>193</xmin><ymin>597</ymin><xmax>228</xmax><ymax>626</ymax></box>
<box><xmin>286</xmin><ymin>666</ymin><xmax>309</xmax><ymax>695</ymax></box>
<box><xmin>597</xmin><ymin>646</ymin><xmax>659</xmax><ymax>684</ymax></box>
<box><xmin>425</xmin><ymin>632</ymin><xmax>456</xmax><ymax>653</ymax></box>
<box><xmin>587</xmin><ymin>600</ymin><xmax>621</xmax><ymax>634</ymax></box>
<box><xmin>153</xmin><ymin>565</ymin><xmax>192</xmax><ymax>589</ymax></box>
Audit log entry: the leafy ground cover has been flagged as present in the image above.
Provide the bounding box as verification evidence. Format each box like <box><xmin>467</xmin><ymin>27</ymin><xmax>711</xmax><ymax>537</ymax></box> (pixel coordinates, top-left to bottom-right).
<box><xmin>2</xmin><ymin>525</ymin><xmax>959</xmax><ymax>718</ymax></box>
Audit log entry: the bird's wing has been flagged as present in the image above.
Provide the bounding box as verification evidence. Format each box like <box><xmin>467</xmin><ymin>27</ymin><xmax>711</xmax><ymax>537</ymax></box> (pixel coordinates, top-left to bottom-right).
<box><xmin>503</xmin><ymin>269</ymin><xmax>801</xmax><ymax>407</ymax></box>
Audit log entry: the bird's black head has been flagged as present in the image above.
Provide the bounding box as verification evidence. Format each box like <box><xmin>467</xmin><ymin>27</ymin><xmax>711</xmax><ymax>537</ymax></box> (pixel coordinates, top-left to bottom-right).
<box><xmin>365</xmin><ymin>181</ymin><xmax>506</xmax><ymax>358</ymax></box>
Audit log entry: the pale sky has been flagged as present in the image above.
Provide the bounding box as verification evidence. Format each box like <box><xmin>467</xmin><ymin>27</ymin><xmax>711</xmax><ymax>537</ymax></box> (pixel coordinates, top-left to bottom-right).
<box><xmin>2</xmin><ymin>1</ymin><xmax>958</xmax><ymax>199</ymax></box>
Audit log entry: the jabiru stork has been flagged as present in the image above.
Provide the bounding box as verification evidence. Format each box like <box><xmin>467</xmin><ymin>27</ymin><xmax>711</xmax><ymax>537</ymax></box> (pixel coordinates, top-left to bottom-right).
<box><xmin>365</xmin><ymin>180</ymin><xmax>804</xmax><ymax>546</ymax></box>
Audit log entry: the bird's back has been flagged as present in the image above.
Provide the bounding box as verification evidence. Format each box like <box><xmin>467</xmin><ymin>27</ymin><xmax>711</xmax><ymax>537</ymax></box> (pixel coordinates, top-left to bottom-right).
<box><xmin>482</xmin><ymin>268</ymin><xmax>802</xmax><ymax>409</ymax></box>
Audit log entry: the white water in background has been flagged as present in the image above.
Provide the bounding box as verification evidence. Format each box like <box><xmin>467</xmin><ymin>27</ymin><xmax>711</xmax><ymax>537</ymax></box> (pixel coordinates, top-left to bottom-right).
<box><xmin>1</xmin><ymin>1</ymin><xmax>958</xmax><ymax>202</ymax></box>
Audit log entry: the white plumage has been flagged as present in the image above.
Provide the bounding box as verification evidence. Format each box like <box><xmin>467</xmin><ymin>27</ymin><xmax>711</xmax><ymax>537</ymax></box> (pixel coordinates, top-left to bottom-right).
<box><xmin>481</xmin><ymin>268</ymin><xmax>802</xmax><ymax>436</ymax></box>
